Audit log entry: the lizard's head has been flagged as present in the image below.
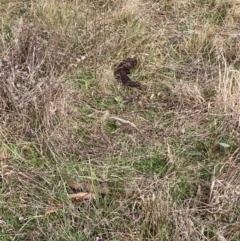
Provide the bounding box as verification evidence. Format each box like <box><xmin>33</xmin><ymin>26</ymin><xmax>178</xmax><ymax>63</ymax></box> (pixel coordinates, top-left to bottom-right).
<box><xmin>125</xmin><ymin>57</ymin><xmax>137</xmax><ymax>68</ymax></box>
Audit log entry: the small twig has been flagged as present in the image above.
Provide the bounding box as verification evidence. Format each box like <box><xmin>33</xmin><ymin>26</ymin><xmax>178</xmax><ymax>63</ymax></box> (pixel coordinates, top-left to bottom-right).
<box><xmin>93</xmin><ymin>4</ymin><xmax>97</xmax><ymax>80</ymax></box>
<box><xmin>109</xmin><ymin>116</ymin><xmax>139</xmax><ymax>130</ymax></box>
<box><xmin>68</xmin><ymin>192</ymin><xmax>93</xmax><ymax>200</ymax></box>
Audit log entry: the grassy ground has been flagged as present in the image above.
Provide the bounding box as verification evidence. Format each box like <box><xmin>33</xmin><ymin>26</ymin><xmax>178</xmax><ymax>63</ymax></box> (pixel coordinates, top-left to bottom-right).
<box><xmin>0</xmin><ymin>0</ymin><xmax>240</xmax><ymax>240</ymax></box>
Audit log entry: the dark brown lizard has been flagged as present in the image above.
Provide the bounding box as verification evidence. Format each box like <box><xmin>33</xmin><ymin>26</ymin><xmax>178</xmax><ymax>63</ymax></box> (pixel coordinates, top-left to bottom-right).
<box><xmin>114</xmin><ymin>57</ymin><xmax>142</xmax><ymax>89</ymax></box>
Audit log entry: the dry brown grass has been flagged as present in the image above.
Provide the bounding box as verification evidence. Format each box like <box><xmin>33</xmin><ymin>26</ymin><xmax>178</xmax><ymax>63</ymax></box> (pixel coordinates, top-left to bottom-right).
<box><xmin>0</xmin><ymin>0</ymin><xmax>240</xmax><ymax>240</ymax></box>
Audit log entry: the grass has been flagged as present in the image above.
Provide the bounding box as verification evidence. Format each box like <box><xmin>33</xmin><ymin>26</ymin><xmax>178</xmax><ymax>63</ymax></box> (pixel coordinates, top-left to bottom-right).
<box><xmin>0</xmin><ymin>0</ymin><xmax>240</xmax><ymax>240</ymax></box>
